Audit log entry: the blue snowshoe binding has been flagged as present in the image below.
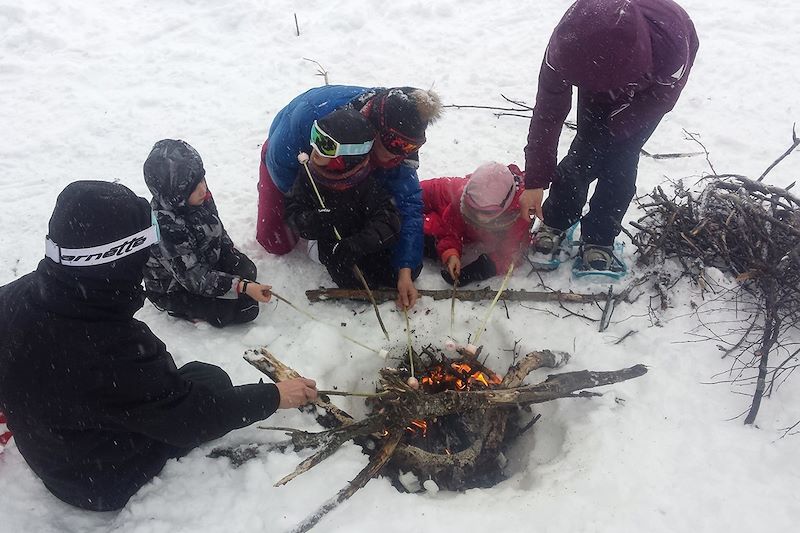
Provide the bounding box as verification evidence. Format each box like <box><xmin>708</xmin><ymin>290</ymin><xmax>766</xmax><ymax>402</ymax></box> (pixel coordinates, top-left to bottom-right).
<box><xmin>572</xmin><ymin>242</ymin><xmax>628</xmax><ymax>281</ymax></box>
<box><xmin>526</xmin><ymin>222</ymin><xmax>579</xmax><ymax>271</ymax></box>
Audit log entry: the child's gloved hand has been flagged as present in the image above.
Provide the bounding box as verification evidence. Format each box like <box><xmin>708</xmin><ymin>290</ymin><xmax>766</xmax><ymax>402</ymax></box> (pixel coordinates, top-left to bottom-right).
<box><xmin>442</xmin><ymin>254</ymin><xmax>496</xmax><ymax>286</ymax></box>
<box><xmin>314</xmin><ymin>208</ymin><xmax>336</xmax><ymax>231</ymax></box>
<box><xmin>330</xmin><ymin>239</ymin><xmax>360</xmax><ymax>269</ymax></box>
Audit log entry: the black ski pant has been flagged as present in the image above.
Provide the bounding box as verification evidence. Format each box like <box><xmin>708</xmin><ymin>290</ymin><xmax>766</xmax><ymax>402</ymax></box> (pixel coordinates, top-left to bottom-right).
<box><xmin>163</xmin><ymin>361</ymin><xmax>235</xmax><ymax>459</ymax></box>
<box><xmin>325</xmin><ymin>247</ymin><xmax>421</xmax><ymax>289</ymax></box>
<box><xmin>542</xmin><ymin>100</ymin><xmax>662</xmax><ymax>246</ymax></box>
<box><xmin>148</xmin><ymin>249</ymin><xmax>260</xmax><ymax>328</ymax></box>
<box><xmin>77</xmin><ymin>362</ymin><xmax>236</xmax><ymax>509</ymax></box>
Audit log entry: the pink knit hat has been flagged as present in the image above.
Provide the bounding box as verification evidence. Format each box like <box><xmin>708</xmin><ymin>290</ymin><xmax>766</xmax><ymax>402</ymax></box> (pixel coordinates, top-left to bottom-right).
<box><xmin>461</xmin><ymin>162</ymin><xmax>516</xmax><ymax>224</ymax></box>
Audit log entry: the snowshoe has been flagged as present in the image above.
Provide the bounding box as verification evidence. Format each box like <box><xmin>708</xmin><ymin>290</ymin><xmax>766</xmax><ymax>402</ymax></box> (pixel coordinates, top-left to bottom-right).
<box><xmin>572</xmin><ymin>242</ymin><xmax>627</xmax><ymax>281</ymax></box>
<box><xmin>526</xmin><ymin>222</ymin><xmax>578</xmax><ymax>271</ymax></box>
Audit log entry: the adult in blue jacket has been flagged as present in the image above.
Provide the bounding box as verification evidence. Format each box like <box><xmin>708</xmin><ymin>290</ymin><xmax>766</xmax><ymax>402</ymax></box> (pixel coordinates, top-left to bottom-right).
<box><xmin>257</xmin><ymin>85</ymin><xmax>442</xmax><ymax>309</ymax></box>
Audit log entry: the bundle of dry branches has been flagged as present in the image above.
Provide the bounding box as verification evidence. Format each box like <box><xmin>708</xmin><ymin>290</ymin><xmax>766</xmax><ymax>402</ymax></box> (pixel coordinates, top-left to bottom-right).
<box><xmin>629</xmin><ymin>127</ymin><xmax>800</xmax><ymax>428</ymax></box>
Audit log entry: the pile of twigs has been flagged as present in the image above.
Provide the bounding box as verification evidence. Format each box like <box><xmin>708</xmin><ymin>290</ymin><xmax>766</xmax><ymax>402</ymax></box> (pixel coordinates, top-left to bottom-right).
<box><xmin>628</xmin><ymin>127</ymin><xmax>800</xmax><ymax>428</ymax></box>
<box><xmin>632</xmin><ymin>174</ymin><xmax>800</xmax><ymax>287</ymax></box>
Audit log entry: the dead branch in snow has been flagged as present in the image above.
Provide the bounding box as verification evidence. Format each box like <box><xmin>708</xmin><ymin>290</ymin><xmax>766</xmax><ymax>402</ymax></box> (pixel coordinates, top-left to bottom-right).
<box><xmin>305</xmin><ymin>286</ymin><xmax>632</xmax><ymax>305</ymax></box>
<box><xmin>630</xmin><ymin>127</ymin><xmax>800</xmax><ymax>427</ymax></box>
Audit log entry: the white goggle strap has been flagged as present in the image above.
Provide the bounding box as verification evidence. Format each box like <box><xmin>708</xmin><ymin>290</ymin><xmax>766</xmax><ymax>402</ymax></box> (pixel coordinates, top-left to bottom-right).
<box><xmin>45</xmin><ymin>223</ymin><xmax>160</xmax><ymax>267</ymax></box>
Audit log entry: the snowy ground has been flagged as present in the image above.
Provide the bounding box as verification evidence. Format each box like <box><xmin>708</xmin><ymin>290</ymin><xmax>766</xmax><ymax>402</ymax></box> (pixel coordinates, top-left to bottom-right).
<box><xmin>1</xmin><ymin>0</ymin><xmax>799</xmax><ymax>531</ymax></box>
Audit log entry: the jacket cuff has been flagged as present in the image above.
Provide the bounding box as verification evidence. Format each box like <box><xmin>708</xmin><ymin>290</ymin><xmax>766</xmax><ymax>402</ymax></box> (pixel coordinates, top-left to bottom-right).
<box><xmin>441</xmin><ymin>248</ymin><xmax>460</xmax><ymax>264</ymax></box>
<box><xmin>524</xmin><ymin>175</ymin><xmax>552</xmax><ymax>190</ymax></box>
<box><xmin>218</xmin><ymin>277</ymin><xmax>240</xmax><ymax>300</ymax></box>
<box><xmin>237</xmin><ymin>383</ymin><xmax>281</xmax><ymax>422</ymax></box>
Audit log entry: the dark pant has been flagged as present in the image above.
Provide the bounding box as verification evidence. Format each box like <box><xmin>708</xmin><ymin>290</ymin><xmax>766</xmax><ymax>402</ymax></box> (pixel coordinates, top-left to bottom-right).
<box><xmin>542</xmin><ymin>100</ymin><xmax>662</xmax><ymax>246</ymax></box>
<box><xmin>164</xmin><ymin>362</ymin><xmax>234</xmax><ymax>459</ymax></box>
<box><xmin>323</xmin><ymin>246</ymin><xmax>421</xmax><ymax>289</ymax></box>
<box><xmin>423</xmin><ymin>234</ymin><xmax>438</xmax><ymax>260</ymax></box>
<box><xmin>149</xmin><ymin>249</ymin><xmax>260</xmax><ymax>328</ymax></box>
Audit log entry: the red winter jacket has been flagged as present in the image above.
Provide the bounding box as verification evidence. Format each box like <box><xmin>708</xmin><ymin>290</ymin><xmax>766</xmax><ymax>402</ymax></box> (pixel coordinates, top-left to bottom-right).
<box><xmin>422</xmin><ymin>164</ymin><xmax>530</xmax><ymax>273</ymax></box>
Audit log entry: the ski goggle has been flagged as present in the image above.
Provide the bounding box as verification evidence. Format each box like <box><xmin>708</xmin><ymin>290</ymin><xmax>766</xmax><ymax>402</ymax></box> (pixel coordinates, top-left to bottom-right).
<box><xmin>310</xmin><ymin>120</ymin><xmax>374</xmax><ymax>158</ymax></box>
<box><xmin>371</xmin><ymin>94</ymin><xmax>425</xmax><ymax>155</ymax></box>
<box><xmin>45</xmin><ymin>211</ymin><xmax>161</xmax><ymax>267</ymax></box>
<box><xmin>380</xmin><ymin>129</ymin><xmax>423</xmax><ymax>156</ymax></box>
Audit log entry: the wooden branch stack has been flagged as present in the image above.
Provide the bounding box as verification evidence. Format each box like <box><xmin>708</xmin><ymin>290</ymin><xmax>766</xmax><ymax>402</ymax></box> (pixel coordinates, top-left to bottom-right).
<box><xmin>237</xmin><ymin>347</ymin><xmax>647</xmax><ymax>532</ymax></box>
<box><xmin>630</xmin><ymin>173</ymin><xmax>800</xmax><ymax>425</ymax></box>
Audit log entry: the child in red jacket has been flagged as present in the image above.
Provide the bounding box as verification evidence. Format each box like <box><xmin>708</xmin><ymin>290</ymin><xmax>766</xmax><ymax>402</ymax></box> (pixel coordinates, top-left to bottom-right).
<box><xmin>423</xmin><ymin>162</ymin><xmax>530</xmax><ymax>285</ymax></box>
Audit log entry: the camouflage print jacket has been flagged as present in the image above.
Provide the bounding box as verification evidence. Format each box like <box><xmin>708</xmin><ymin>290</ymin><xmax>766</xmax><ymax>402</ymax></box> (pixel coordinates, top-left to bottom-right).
<box><xmin>143</xmin><ymin>140</ymin><xmax>240</xmax><ymax>299</ymax></box>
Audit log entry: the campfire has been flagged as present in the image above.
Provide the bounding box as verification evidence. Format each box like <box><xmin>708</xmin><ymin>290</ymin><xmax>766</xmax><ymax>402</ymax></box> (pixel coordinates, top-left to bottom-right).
<box><xmin>392</xmin><ymin>349</ymin><xmax>508</xmax><ymax>490</ymax></box>
<box><xmin>227</xmin><ymin>346</ymin><xmax>647</xmax><ymax>533</ymax></box>
<box><xmin>406</xmin><ymin>355</ymin><xmax>501</xmax><ymax>433</ymax></box>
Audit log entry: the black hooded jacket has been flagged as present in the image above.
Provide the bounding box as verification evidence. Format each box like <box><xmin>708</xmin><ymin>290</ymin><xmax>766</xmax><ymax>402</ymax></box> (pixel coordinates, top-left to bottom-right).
<box><xmin>0</xmin><ymin>181</ymin><xmax>279</xmax><ymax>511</ymax></box>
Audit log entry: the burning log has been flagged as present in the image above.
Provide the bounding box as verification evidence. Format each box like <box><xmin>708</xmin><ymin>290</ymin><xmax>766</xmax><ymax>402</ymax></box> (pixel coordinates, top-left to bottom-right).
<box><xmin>240</xmin><ymin>347</ymin><xmax>647</xmax><ymax>532</ymax></box>
<box><xmin>305</xmin><ymin>287</ymin><xmax>630</xmax><ymax>304</ymax></box>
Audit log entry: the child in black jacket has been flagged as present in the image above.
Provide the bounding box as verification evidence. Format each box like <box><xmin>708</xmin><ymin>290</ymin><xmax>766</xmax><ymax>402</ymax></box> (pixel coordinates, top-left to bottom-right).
<box><xmin>285</xmin><ymin>108</ymin><xmax>401</xmax><ymax>288</ymax></box>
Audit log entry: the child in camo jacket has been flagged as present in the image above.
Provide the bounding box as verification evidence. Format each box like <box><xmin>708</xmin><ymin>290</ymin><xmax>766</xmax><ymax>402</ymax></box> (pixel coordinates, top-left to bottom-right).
<box><xmin>143</xmin><ymin>139</ymin><xmax>272</xmax><ymax>327</ymax></box>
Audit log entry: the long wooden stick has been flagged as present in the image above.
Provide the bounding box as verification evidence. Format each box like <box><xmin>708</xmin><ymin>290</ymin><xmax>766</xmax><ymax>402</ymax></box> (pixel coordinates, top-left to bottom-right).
<box><xmin>269</xmin><ymin>291</ymin><xmax>381</xmax><ymax>355</ymax></box>
<box><xmin>316</xmin><ymin>389</ymin><xmax>387</xmax><ymax>398</ymax></box>
<box><xmin>352</xmin><ymin>265</ymin><xmax>390</xmax><ymax>341</ymax></box>
<box><xmin>403</xmin><ymin>307</ymin><xmax>414</xmax><ymax>377</ymax></box>
<box><xmin>473</xmin><ymin>263</ymin><xmax>514</xmax><ymax>345</ymax></box>
<box><xmin>449</xmin><ymin>278</ymin><xmax>459</xmax><ymax>337</ymax></box>
<box><xmin>306</xmin><ymin>287</ymin><xmax>613</xmax><ymax>304</ymax></box>
<box><xmin>299</xmin><ymin>155</ymin><xmax>389</xmax><ymax>341</ymax></box>
<box><xmin>289</xmin><ymin>431</ymin><xmax>403</xmax><ymax>533</ymax></box>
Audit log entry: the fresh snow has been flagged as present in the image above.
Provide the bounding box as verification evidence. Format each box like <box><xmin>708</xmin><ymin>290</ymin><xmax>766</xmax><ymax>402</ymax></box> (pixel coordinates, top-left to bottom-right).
<box><xmin>1</xmin><ymin>1</ymin><xmax>799</xmax><ymax>532</ymax></box>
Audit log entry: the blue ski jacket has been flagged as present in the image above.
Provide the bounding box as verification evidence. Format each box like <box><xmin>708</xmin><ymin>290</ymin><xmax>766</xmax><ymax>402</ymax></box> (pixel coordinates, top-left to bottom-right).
<box><xmin>265</xmin><ymin>85</ymin><xmax>423</xmax><ymax>270</ymax></box>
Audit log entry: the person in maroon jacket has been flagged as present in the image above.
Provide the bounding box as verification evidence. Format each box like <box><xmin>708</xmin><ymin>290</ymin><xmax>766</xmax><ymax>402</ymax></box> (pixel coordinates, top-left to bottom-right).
<box><xmin>520</xmin><ymin>0</ymin><xmax>698</xmax><ymax>271</ymax></box>
<box><xmin>423</xmin><ymin>162</ymin><xmax>530</xmax><ymax>285</ymax></box>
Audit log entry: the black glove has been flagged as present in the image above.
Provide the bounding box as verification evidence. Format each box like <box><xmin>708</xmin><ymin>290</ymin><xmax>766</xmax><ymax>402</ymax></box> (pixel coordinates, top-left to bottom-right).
<box><xmin>442</xmin><ymin>254</ymin><xmax>496</xmax><ymax>286</ymax></box>
<box><xmin>314</xmin><ymin>208</ymin><xmax>336</xmax><ymax>231</ymax></box>
<box><xmin>294</xmin><ymin>207</ymin><xmax>337</xmax><ymax>239</ymax></box>
<box><xmin>330</xmin><ymin>239</ymin><xmax>361</xmax><ymax>270</ymax></box>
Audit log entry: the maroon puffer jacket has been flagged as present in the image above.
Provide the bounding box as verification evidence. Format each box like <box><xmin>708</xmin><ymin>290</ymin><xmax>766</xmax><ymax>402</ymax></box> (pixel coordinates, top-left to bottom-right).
<box><xmin>524</xmin><ymin>0</ymin><xmax>699</xmax><ymax>189</ymax></box>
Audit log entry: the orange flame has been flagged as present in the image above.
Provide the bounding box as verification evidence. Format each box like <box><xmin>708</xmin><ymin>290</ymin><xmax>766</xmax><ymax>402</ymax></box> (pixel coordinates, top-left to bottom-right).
<box><xmin>472</xmin><ymin>372</ymin><xmax>490</xmax><ymax>387</ymax></box>
<box><xmin>405</xmin><ymin>356</ymin><xmax>500</xmax><ymax>438</ymax></box>
<box><xmin>406</xmin><ymin>419</ymin><xmax>428</xmax><ymax>437</ymax></box>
